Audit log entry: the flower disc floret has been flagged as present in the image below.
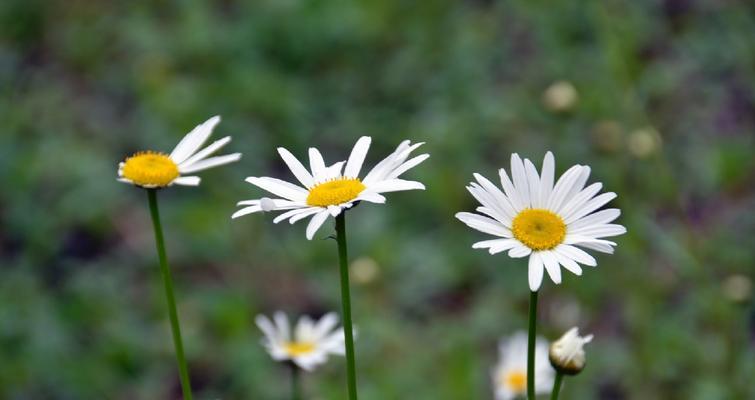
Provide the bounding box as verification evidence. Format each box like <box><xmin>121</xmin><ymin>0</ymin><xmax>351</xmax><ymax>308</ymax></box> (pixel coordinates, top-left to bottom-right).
<box><xmin>284</xmin><ymin>341</ymin><xmax>316</xmax><ymax>356</ymax></box>
<box><xmin>306</xmin><ymin>178</ymin><xmax>366</xmax><ymax>207</ymax></box>
<box><xmin>122</xmin><ymin>151</ymin><xmax>179</xmax><ymax>187</ymax></box>
<box><xmin>512</xmin><ymin>208</ymin><xmax>566</xmax><ymax>251</ymax></box>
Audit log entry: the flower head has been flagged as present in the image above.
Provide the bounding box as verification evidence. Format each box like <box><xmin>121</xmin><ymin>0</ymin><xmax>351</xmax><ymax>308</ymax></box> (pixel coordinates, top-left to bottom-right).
<box><xmin>493</xmin><ymin>332</ymin><xmax>554</xmax><ymax>400</ymax></box>
<box><xmin>117</xmin><ymin>116</ymin><xmax>241</xmax><ymax>188</ymax></box>
<box><xmin>456</xmin><ymin>152</ymin><xmax>626</xmax><ymax>291</ymax></box>
<box><xmin>233</xmin><ymin>137</ymin><xmax>428</xmax><ymax>239</ymax></box>
<box><xmin>549</xmin><ymin>327</ymin><xmax>593</xmax><ymax>375</ymax></box>
<box><xmin>256</xmin><ymin>312</ymin><xmax>346</xmax><ymax>371</ymax></box>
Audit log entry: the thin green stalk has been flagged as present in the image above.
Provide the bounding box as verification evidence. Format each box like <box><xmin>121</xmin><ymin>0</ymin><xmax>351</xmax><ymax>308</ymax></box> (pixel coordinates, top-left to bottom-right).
<box><xmin>335</xmin><ymin>213</ymin><xmax>358</xmax><ymax>400</ymax></box>
<box><xmin>147</xmin><ymin>189</ymin><xmax>193</xmax><ymax>400</ymax></box>
<box><xmin>527</xmin><ymin>290</ymin><xmax>538</xmax><ymax>400</ymax></box>
<box><xmin>550</xmin><ymin>372</ymin><xmax>564</xmax><ymax>400</ymax></box>
<box><xmin>290</xmin><ymin>363</ymin><xmax>301</xmax><ymax>400</ymax></box>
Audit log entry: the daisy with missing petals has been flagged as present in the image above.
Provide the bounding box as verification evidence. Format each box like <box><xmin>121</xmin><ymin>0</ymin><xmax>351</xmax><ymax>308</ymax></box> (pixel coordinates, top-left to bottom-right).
<box><xmin>116</xmin><ymin>116</ymin><xmax>240</xmax><ymax>400</ymax></box>
<box><xmin>493</xmin><ymin>332</ymin><xmax>554</xmax><ymax>400</ymax></box>
<box><xmin>232</xmin><ymin>136</ymin><xmax>428</xmax><ymax>239</ymax></box>
<box><xmin>118</xmin><ymin>116</ymin><xmax>241</xmax><ymax>188</ymax></box>
<box><xmin>455</xmin><ymin>151</ymin><xmax>625</xmax><ymax>292</ymax></box>
<box><xmin>256</xmin><ymin>312</ymin><xmax>346</xmax><ymax>371</ymax></box>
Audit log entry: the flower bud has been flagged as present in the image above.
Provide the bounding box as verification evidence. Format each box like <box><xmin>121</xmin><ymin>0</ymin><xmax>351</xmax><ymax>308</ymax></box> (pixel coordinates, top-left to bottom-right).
<box><xmin>549</xmin><ymin>327</ymin><xmax>593</xmax><ymax>375</ymax></box>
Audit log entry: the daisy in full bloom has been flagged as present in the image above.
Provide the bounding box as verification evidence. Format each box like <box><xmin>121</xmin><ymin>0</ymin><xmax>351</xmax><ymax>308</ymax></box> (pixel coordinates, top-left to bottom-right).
<box><xmin>232</xmin><ymin>137</ymin><xmax>429</xmax><ymax>239</ymax></box>
<box><xmin>256</xmin><ymin>312</ymin><xmax>346</xmax><ymax>371</ymax></box>
<box><xmin>117</xmin><ymin>116</ymin><xmax>241</xmax><ymax>188</ymax></box>
<box><xmin>493</xmin><ymin>332</ymin><xmax>554</xmax><ymax>400</ymax></box>
<box><xmin>455</xmin><ymin>152</ymin><xmax>626</xmax><ymax>292</ymax></box>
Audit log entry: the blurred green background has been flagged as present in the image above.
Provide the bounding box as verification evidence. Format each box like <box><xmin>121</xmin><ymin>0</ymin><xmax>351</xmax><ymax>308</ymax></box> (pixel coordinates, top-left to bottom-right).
<box><xmin>1</xmin><ymin>0</ymin><xmax>754</xmax><ymax>399</ymax></box>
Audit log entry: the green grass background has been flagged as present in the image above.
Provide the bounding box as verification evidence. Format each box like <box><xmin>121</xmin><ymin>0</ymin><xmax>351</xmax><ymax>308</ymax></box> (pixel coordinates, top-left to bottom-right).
<box><xmin>1</xmin><ymin>0</ymin><xmax>754</xmax><ymax>399</ymax></box>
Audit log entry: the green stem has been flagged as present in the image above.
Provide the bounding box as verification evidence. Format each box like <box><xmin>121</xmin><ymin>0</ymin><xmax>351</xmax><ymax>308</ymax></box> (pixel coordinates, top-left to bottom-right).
<box><xmin>527</xmin><ymin>290</ymin><xmax>538</xmax><ymax>400</ymax></box>
<box><xmin>291</xmin><ymin>363</ymin><xmax>301</xmax><ymax>400</ymax></box>
<box><xmin>550</xmin><ymin>372</ymin><xmax>564</xmax><ymax>400</ymax></box>
<box><xmin>335</xmin><ymin>213</ymin><xmax>358</xmax><ymax>400</ymax></box>
<box><xmin>147</xmin><ymin>189</ymin><xmax>193</xmax><ymax>400</ymax></box>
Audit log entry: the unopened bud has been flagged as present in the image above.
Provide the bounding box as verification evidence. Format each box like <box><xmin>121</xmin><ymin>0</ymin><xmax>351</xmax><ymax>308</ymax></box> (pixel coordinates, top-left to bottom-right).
<box><xmin>549</xmin><ymin>327</ymin><xmax>593</xmax><ymax>375</ymax></box>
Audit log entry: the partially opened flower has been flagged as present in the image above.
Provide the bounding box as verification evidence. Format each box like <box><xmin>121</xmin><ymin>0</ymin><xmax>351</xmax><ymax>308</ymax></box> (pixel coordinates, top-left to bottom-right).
<box><xmin>549</xmin><ymin>327</ymin><xmax>593</xmax><ymax>375</ymax></box>
<box><xmin>118</xmin><ymin>116</ymin><xmax>241</xmax><ymax>188</ymax></box>
<box><xmin>456</xmin><ymin>152</ymin><xmax>625</xmax><ymax>291</ymax></box>
<box><xmin>256</xmin><ymin>312</ymin><xmax>346</xmax><ymax>371</ymax></box>
<box><xmin>232</xmin><ymin>137</ymin><xmax>428</xmax><ymax>239</ymax></box>
<box><xmin>493</xmin><ymin>332</ymin><xmax>554</xmax><ymax>400</ymax></box>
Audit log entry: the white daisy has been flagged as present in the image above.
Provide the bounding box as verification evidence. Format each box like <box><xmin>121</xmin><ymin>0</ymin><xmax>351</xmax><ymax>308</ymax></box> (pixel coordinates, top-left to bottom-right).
<box><xmin>232</xmin><ymin>137</ymin><xmax>429</xmax><ymax>239</ymax></box>
<box><xmin>549</xmin><ymin>327</ymin><xmax>593</xmax><ymax>375</ymax></box>
<box><xmin>493</xmin><ymin>332</ymin><xmax>554</xmax><ymax>400</ymax></box>
<box><xmin>117</xmin><ymin>116</ymin><xmax>241</xmax><ymax>188</ymax></box>
<box><xmin>455</xmin><ymin>152</ymin><xmax>626</xmax><ymax>292</ymax></box>
<box><xmin>256</xmin><ymin>312</ymin><xmax>346</xmax><ymax>371</ymax></box>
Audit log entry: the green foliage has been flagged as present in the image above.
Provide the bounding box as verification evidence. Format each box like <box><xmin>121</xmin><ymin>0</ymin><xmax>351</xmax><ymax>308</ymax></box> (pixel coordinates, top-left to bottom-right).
<box><xmin>1</xmin><ymin>0</ymin><xmax>754</xmax><ymax>398</ymax></box>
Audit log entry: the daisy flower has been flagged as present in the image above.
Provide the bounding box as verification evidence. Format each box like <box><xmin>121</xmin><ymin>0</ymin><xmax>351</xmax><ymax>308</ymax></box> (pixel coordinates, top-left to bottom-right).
<box><xmin>232</xmin><ymin>137</ymin><xmax>428</xmax><ymax>239</ymax></box>
<box><xmin>256</xmin><ymin>312</ymin><xmax>346</xmax><ymax>371</ymax></box>
<box><xmin>493</xmin><ymin>332</ymin><xmax>554</xmax><ymax>400</ymax></box>
<box><xmin>455</xmin><ymin>152</ymin><xmax>626</xmax><ymax>292</ymax></box>
<box><xmin>117</xmin><ymin>116</ymin><xmax>241</xmax><ymax>188</ymax></box>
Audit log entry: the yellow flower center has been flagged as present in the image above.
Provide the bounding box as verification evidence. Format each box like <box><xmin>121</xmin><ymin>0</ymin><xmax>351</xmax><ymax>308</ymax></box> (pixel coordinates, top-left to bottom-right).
<box><xmin>121</xmin><ymin>151</ymin><xmax>179</xmax><ymax>187</ymax></box>
<box><xmin>283</xmin><ymin>341</ymin><xmax>316</xmax><ymax>356</ymax></box>
<box><xmin>306</xmin><ymin>178</ymin><xmax>366</xmax><ymax>207</ymax></box>
<box><xmin>503</xmin><ymin>370</ymin><xmax>527</xmax><ymax>393</ymax></box>
<box><xmin>512</xmin><ymin>208</ymin><xmax>566</xmax><ymax>251</ymax></box>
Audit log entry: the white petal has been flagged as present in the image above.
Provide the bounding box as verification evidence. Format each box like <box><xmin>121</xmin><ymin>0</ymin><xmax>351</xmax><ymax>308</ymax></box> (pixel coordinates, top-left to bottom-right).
<box><xmin>273</xmin><ymin>312</ymin><xmax>290</xmax><ymax>342</ymax></box>
<box><xmin>255</xmin><ymin>314</ymin><xmax>279</xmax><ymax>342</ymax></box>
<box><xmin>510</xmin><ymin>153</ymin><xmax>531</xmax><ymax>208</ymax></box>
<box><xmin>540</xmin><ymin>250</ymin><xmax>562</xmax><ymax>284</ymax></box>
<box><xmin>540</xmin><ymin>152</ymin><xmax>555</xmax><ymax>206</ymax></box>
<box><xmin>499</xmin><ymin>168</ymin><xmax>525</xmax><ymax>212</ymax></box>
<box><xmin>553</xmin><ymin>250</ymin><xmax>582</xmax><ymax>276</ymax></box>
<box><xmin>558</xmin><ymin>182</ymin><xmax>603</xmax><ymax>219</ymax></box>
<box><xmin>555</xmin><ymin>244</ymin><xmax>597</xmax><ymax>266</ymax></box>
<box><xmin>278</xmin><ymin>147</ymin><xmax>314</xmax><ymax>188</ymax></box>
<box><xmin>524</xmin><ymin>158</ymin><xmax>542</xmax><ymax>208</ymax></box>
<box><xmin>179</xmin><ymin>136</ymin><xmax>231</xmax><ymax>167</ymax></box>
<box><xmin>355</xmin><ymin>191</ymin><xmax>386</xmax><ymax>204</ymax></box>
<box><xmin>366</xmin><ymin>179</ymin><xmax>425</xmax><ymax>193</ymax></box>
<box><xmin>179</xmin><ymin>153</ymin><xmax>241</xmax><ymax>174</ymax></box>
<box><xmin>344</xmin><ymin>136</ymin><xmax>371</xmax><ymax>178</ymax></box>
<box><xmin>306</xmin><ymin>211</ymin><xmax>331</xmax><ymax>240</ymax></box>
<box><xmin>472</xmin><ymin>174</ymin><xmax>517</xmax><ymax>222</ymax></box>
<box><xmin>575</xmin><ymin>241</ymin><xmax>615</xmax><ymax>254</ymax></box>
<box><xmin>309</xmin><ymin>148</ymin><xmax>327</xmax><ymax>182</ymax></box>
<box><xmin>323</xmin><ymin>161</ymin><xmax>345</xmax><ymax>180</ymax></box>
<box><xmin>546</xmin><ymin>165</ymin><xmax>584</xmax><ymax>211</ymax></box>
<box><xmin>231</xmin><ymin>205</ymin><xmax>262</xmax><ymax>219</ymax></box>
<box><xmin>569</xmin><ymin>224</ymin><xmax>626</xmax><ymax>238</ymax></box>
<box><xmin>472</xmin><ymin>238</ymin><xmax>520</xmax><ymax>255</ymax></box>
<box><xmin>273</xmin><ymin>208</ymin><xmax>313</xmax><ymax>223</ymax></box>
<box><xmin>528</xmin><ymin>252</ymin><xmax>544</xmax><ymax>291</ymax></box>
<box><xmin>312</xmin><ymin>313</ymin><xmax>339</xmax><ymax>340</ymax></box>
<box><xmin>564</xmin><ymin>192</ymin><xmax>618</xmax><ymax>225</ymax></box>
<box><xmin>362</xmin><ymin>141</ymin><xmax>424</xmax><ymax>185</ymax></box>
<box><xmin>289</xmin><ymin>208</ymin><xmax>322</xmax><ymax>224</ymax></box>
<box><xmin>456</xmin><ymin>212</ymin><xmax>512</xmax><ymax>237</ymax></box>
<box><xmin>568</xmin><ymin>209</ymin><xmax>621</xmax><ymax>231</ymax></box>
<box><xmin>561</xmin><ymin>166</ymin><xmax>592</xmax><ymax>208</ymax></box>
<box><xmin>327</xmin><ymin>205</ymin><xmax>342</xmax><ymax>217</ymax></box>
<box><xmin>173</xmin><ymin>176</ymin><xmax>201</xmax><ymax>186</ymax></box>
<box><xmin>508</xmin><ymin>244</ymin><xmax>532</xmax><ymax>258</ymax></box>
<box><xmin>385</xmin><ymin>153</ymin><xmax>429</xmax><ymax>180</ymax></box>
<box><xmin>245</xmin><ymin>177</ymin><xmax>308</xmax><ymax>201</ymax></box>
<box><xmin>170</xmin><ymin>116</ymin><xmax>221</xmax><ymax>164</ymax></box>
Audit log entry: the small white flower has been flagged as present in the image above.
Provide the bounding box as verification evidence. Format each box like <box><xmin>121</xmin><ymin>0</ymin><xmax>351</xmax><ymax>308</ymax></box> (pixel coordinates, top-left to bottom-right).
<box><xmin>233</xmin><ymin>137</ymin><xmax>429</xmax><ymax>239</ymax></box>
<box><xmin>456</xmin><ymin>151</ymin><xmax>626</xmax><ymax>291</ymax></box>
<box><xmin>493</xmin><ymin>332</ymin><xmax>554</xmax><ymax>400</ymax></box>
<box><xmin>549</xmin><ymin>327</ymin><xmax>593</xmax><ymax>375</ymax></box>
<box><xmin>117</xmin><ymin>116</ymin><xmax>241</xmax><ymax>188</ymax></box>
<box><xmin>256</xmin><ymin>312</ymin><xmax>346</xmax><ymax>371</ymax></box>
